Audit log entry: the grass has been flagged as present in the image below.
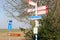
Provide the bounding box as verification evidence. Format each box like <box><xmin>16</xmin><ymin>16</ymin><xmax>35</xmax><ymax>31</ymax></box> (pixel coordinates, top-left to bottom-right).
<box><xmin>0</xmin><ymin>29</ymin><xmax>20</xmax><ymax>32</ymax></box>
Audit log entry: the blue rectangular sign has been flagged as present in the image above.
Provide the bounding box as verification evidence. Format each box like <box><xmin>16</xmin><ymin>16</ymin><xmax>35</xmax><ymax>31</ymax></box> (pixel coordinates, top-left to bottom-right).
<box><xmin>29</xmin><ymin>16</ymin><xmax>42</xmax><ymax>20</ymax></box>
<box><xmin>8</xmin><ymin>24</ymin><xmax>12</xmax><ymax>31</ymax></box>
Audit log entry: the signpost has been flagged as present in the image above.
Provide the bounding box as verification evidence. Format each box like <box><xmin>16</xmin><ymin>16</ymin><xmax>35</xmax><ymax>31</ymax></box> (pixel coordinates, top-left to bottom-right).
<box><xmin>26</xmin><ymin>0</ymin><xmax>48</xmax><ymax>40</ymax></box>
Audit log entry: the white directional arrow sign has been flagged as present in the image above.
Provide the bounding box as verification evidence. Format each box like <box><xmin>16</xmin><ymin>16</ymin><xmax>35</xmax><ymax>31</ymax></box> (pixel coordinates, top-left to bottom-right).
<box><xmin>26</xmin><ymin>8</ymin><xmax>35</xmax><ymax>13</ymax></box>
<box><xmin>26</xmin><ymin>5</ymin><xmax>48</xmax><ymax>13</ymax></box>
<box><xmin>37</xmin><ymin>5</ymin><xmax>48</xmax><ymax>11</ymax></box>
<box><xmin>37</xmin><ymin>9</ymin><xmax>48</xmax><ymax>15</ymax></box>
<box><xmin>28</xmin><ymin>0</ymin><xmax>37</xmax><ymax>6</ymax></box>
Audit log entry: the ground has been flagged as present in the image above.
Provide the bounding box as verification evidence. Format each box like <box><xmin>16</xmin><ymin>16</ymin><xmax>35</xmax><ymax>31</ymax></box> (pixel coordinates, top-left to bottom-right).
<box><xmin>0</xmin><ymin>29</ymin><xmax>26</xmax><ymax>40</ymax></box>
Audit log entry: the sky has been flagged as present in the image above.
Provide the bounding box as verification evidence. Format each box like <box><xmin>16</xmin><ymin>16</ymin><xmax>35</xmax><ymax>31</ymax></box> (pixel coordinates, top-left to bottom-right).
<box><xmin>0</xmin><ymin>0</ymin><xmax>31</xmax><ymax>29</ymax></box>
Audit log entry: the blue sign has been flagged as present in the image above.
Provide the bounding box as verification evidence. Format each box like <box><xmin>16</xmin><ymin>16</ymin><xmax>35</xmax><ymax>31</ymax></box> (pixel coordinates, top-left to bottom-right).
<box><xmin>8</xmin><ymin>20</ymin><xmax>12</xmax><ymax>31</ymax></box>
<box><xmin>29</xmin><ymin>16</ymin><xmax>42</xmax><ymax>20</ymax></box>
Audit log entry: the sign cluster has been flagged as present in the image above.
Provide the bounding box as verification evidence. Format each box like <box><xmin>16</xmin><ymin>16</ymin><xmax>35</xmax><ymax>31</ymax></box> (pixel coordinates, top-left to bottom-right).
<box><xmin>26</xmin><ymin>0</ymin><xmax>48</xmax><ymax>20</ymax></box>
<box><xmin>26</xmin><ymin>5</ymin><xmax>48</xmax><ymax>15</ymax></box>
<box><xmin>26</xmin><ymin>0</ymin><xmax>48</xmax><ymax>16</ymax></box>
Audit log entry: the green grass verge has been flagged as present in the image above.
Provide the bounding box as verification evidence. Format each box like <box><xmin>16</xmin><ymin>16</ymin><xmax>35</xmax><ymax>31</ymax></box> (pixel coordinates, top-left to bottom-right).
<box><xmin>0</xmin><ymin>29</ymin><xmax>20</xmax><ymax>32</ymax></box>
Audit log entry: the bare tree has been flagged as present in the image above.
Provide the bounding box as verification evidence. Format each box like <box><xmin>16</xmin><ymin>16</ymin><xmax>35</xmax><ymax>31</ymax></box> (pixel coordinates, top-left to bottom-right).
<box><xmin>3</xmin><ymin>0</ymin><xmax>31</xmax><ymax>24</ymax></box>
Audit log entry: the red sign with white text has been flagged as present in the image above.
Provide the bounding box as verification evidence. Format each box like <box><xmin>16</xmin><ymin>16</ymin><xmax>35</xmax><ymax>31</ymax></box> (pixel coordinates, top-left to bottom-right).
<box><xmin>37</xmin><ymin>9</ymin><xmax>48</xmax><ymax>15</ymax></box>
<box><xmin>28</xmin><ymin>0</ymin><xmax>37</xmax><ymax>6</ymax></box>
<box><xmin>26</xmin><ymin>5</ymin><xmax>48</xmax><ymax>13</ymax></box>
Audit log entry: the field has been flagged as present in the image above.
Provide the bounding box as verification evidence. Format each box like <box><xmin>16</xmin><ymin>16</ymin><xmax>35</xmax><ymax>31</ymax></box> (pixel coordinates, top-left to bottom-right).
<box><xmin>0</xmin><ymin>29</ymin><xmax>25</xmax><ymax>40</ymax></box>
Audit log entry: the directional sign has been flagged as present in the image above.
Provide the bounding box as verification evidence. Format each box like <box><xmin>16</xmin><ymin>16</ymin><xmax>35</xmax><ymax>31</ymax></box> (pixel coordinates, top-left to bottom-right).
<box><xmin>26</xmin><ymin>8</ymin><xmax>35</xmax><ymax>13</ymax></box>
<box><xmin>37</xmin><ymin>5</ymin><xmax>48</xmax><ymax>11</ymax></box>
<box><xmin>8</xmin><ymin>20</ymin><xmax>12</xmax><ymax>31</ymax></box>
<box><xmin>26</xmin><ymin>5</ymin><xmax>48</xmax><ymax>13</ymax></box>
<box><xmin>26</xmin><ymin>9</ymin><xmax>48</xmax><ymax>15</ymax></box>
<box><xmin>28</xmin><ymin>0</ymin><xmax>37</xmax><ymax>6</ymax></box>
<box><xmin>29</xmin><ymin>16</ymin><xmax>42</xmax><ymax>20</ymax></box>
<box><xmin>37</xmin><ymin>9</ymin><xmax>48</xmax><ymax>15</ymax></box>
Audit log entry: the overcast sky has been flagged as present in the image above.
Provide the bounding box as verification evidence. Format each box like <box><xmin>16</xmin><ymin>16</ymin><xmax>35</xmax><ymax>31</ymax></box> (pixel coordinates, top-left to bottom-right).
<box><xmin>0</xmin><ymin>0</ymin><xmax>31</xmax><ymax>29</ymax></box>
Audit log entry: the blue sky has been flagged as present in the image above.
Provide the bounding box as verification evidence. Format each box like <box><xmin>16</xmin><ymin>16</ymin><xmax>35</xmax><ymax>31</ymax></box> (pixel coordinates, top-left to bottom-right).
<box><xmin>0</xmin><ymin>0</ymin><xmax>31</xmax><ymax>29</ymax></box>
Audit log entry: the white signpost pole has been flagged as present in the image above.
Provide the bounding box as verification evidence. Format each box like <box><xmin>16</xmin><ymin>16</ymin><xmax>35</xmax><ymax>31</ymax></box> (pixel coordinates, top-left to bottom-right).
<box><xmin>34</xmin><ymin>2</ymin><xmax>39</xmax><ymax>40</ymax></box>
<box><xmin>28</xmin><ymin>0</ymin><xmax>39</xmax><ymax>40</ymax></box>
